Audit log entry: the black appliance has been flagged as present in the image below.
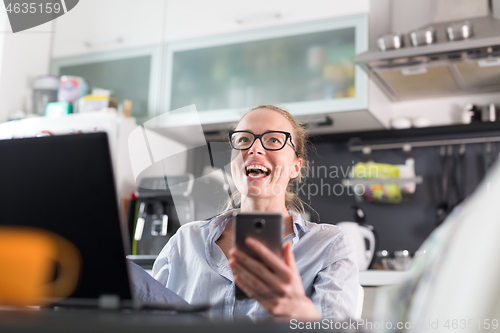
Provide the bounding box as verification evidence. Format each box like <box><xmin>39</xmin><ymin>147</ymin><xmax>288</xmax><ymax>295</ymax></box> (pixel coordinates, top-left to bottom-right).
<box><xmin>131</xmin><ymin>176</ymin><xmax>194</xmax><ymax>257</ymax></box>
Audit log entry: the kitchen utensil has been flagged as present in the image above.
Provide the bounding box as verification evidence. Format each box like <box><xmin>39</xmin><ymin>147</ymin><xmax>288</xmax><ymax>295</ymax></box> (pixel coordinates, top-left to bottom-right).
<box><xmin>446</xmin><ymin>21</ymin><xmax>473</xmax><ymax>41</ymax></box>
<box><xmin>377</xmin><ymin>33</ymin><xmax>405</xmax><ymax>51</ymax></box>
<box><xmin>456</xmin><ymin>144</ymin><xmax>467</xmax><ymax>203</ymax></box>
<box><xmin>336</xmin><ymin>221</ymin><xmax>376</xmax><ymax>271</ymax></box>
<box><xmin>436</xmin><ymin>146</ymin><xmax>450</xmax><ymax>226</ymax></box>
<box><xmin>483</xmin><ymin>141</ymin><xmax>497</xmax><ymax>178</ymax></box>
<box><xmin>409</xmin><ymin>26</ymin><xmax>436</xmax><ymax>47</ymax></box>
<box><xmin>400</xmin><ymin>145</ymin><xmax>416</xmax><ymax>198</ymax></box>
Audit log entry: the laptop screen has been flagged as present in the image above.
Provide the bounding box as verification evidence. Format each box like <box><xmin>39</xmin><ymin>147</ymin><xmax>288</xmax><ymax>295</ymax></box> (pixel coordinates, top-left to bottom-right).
<box><xmin>0</xmin><ymin>132</ymin><xmax>132</xmax><ymax>301</ymax></box>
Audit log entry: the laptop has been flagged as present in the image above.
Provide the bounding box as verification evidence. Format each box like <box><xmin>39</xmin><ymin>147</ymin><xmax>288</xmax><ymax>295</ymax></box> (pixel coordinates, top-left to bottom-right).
<box><xmin>0</xmin><ymin>132</ymin><xmax>205</xmax><ymax>311</ymax></box>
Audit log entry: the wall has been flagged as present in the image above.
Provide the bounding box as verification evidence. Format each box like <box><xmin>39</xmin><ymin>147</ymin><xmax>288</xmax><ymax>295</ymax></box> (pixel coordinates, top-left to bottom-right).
<box><xmin>307</xmin><ymin>138</ymin><xmax>495</xmax><ymax>253</ymax></box>
<box><xmin>391</xmin><ymin>0</ymin><xmax>489</xmax><ymax>32</ymax></box>
<box><xmin>0</xmin><ymin>7</ymin><xmax>53</xmax><ymax>122</ymax></box>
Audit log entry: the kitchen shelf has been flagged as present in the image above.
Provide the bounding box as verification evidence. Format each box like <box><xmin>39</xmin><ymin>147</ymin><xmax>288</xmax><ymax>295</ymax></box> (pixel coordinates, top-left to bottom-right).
<box><xmin>342</xmin><ymin>176</ymin><xmax>423</xmax><ymax>186</ymax></box>
<box><xmin>311</xmin><ymin>122</ymin><xmax>500</xmax><ymax>144</ymax></box>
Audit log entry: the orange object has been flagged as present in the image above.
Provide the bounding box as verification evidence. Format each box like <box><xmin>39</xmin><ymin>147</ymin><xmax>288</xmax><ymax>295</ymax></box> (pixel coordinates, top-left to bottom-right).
<box><xmin>0</xmin><ymin>227</ymin><xmax>81</xmax><ymax>307</ymax></box>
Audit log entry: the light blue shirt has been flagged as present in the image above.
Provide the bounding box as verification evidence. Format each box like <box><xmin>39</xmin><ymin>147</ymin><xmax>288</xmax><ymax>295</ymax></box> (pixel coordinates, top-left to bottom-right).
<box><xmin>152</xmin><ymin>210</ymin><xmax>359</xmax><ymax>320</ymax></box>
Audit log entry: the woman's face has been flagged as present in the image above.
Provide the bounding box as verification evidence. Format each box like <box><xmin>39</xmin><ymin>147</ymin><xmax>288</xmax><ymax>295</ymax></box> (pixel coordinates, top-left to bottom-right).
<box><xmin>230</xmin><ymin>108</ymin><xmax>302</xmax><ymax>200</ymax></box>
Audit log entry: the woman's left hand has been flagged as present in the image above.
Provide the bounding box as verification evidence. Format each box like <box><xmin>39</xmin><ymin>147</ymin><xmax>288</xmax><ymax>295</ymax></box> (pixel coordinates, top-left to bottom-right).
<box><xmin>228</xmin><ymin>237</ymin><xmax>321</xmax><ymax>320</ymax></box>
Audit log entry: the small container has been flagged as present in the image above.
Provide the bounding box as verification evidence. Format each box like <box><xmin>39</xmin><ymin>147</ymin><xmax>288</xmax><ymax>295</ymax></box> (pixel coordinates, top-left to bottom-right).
<box><xmin>391</xmin><ymin>250</ymin><xmax>412</xmax><ymax>271</ymax></box>
<box><xmin>481</xmin><ymin>103</ymin><xmax>498</xmax><ymax>122</ymax></box>
<box><xmin>412</xmin><ymin>117</ymin><xmax>431</xmax><ymax>128</ymax></box>
<box><xmin>32</xmin><ymin>75</ymin><xmax>59</xmax><ymax>116</ymax></box>
<box><xmin>446</xmin><ymin>21</ymin><xmax>473</xmax><ymax>41</ymax></box>
<box><xmin>45</xmin><ymin>102</ymin><xmax>73</xmax><ymax>118</ymax></box>
<box><xmin>57</xmin><ymin>76</ymin><xmax>88</xmax><ymax>104</ymax></box>
<box><xmin>377</xmin><ymin>33</ymin><xmax>405</xmax><ymax>51</ymax></box>
<box><xmin>391</xmin><ymin>117</ymin><xmax>412</xmax><ymax>129</ymax></box>
<box><xmin>374</xmin><ymin>250</ymin><xmax>390</xmax><ymax>270</ymax></box>
<box><xmin>409</xmin><ymin>26</ymin><xmax>436</xmax><ymax>47</ymax></box>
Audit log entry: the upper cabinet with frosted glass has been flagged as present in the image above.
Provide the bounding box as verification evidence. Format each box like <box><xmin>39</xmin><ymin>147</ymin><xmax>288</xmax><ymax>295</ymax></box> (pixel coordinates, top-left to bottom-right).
<box><xmin>161</xmin><ymin>14</ymin><xmax>368</xmax><ymax>127</ymax></box>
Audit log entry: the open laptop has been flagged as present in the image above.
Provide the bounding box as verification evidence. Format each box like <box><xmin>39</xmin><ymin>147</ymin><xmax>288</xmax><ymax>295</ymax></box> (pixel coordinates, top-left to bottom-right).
<box><xmin>0</xmin><ymin>132</ymin><xmax>205</xmax><ymax>311</ymax></box>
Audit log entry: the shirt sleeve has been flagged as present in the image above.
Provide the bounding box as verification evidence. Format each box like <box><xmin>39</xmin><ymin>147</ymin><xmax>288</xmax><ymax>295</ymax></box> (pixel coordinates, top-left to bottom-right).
<box><xmin>310</xmin><ymin>232</ymin><xmax>359</xmax><ymax>319</ymax></box>
<box><xmin>128</xmin><ymin>260</ymin><xmax>188</xmax><ymax>305</ymax></box>
<box><xmin>152</xmin><ymin>233</ymin><xmax>178</xmax><ymax>285</ymax></box>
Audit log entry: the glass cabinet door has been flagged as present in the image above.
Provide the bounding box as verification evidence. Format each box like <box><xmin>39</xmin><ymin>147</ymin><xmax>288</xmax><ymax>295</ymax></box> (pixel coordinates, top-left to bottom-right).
<box><xmin>163</xmin><ymin>14</ymin><xmax>368</xmax><ymax>126</ymax></box>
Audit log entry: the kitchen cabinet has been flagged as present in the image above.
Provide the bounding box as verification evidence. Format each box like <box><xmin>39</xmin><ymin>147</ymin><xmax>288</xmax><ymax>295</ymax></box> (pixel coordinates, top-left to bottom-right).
<box><xmin>53</xmin><ymin>0</ymin><xmax>370</xmax><ymax>58</ymax></box>
<box><xmin>50</xmin><ymin>1</ymin><xmax>392</xmax><ymax>134</ymax></box>
<box><xmin>164</xmin><ymin>0</ymin><xmax>370</xmax><ymax>41</ymax></box>
<box><xmin>52</xmin><ymin>0</ymin><xmax>164</xmax><ymax>58</ymax></box>
<box><xmin>51</xmin><ymin>45</ymin><xmax>162</xmax><ymax>123</ymax></box>
<box><xmin>158</xmin><ymin>14</ymin><xmax>376</xmax><ymax>133</ymax></box>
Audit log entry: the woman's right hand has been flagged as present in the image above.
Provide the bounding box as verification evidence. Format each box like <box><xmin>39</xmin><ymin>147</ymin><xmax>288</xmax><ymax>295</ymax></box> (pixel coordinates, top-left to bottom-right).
<box><xmin>229</xmin><ymin>237</ymin><xmax>321</xmax><ymax>320</ymax></box>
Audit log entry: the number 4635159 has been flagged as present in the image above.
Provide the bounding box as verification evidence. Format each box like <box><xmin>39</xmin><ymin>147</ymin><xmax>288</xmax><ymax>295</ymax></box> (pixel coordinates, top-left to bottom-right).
<box><xmin>6</xmin><ymin>2</ymin><xmax>62</xmax><ymax>14</ymax></box>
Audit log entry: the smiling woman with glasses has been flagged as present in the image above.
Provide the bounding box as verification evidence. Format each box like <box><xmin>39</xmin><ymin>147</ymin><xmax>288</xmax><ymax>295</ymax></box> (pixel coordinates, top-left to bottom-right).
<box><xmin>152</xmin><ymin>105</ymin><xmax>359</xmax><ymax>321</ymax></box>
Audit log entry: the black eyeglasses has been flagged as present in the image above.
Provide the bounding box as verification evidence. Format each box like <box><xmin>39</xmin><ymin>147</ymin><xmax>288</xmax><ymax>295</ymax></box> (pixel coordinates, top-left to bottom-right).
<box><xmin>228</xmin><ymin>131</ymin><xmax>299</xmax><ymax>157</ymax></box>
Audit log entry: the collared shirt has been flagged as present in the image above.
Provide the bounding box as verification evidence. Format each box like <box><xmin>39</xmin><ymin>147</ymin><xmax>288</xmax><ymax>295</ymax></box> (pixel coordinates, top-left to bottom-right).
<box><xmin>152</xmin><ymin>210</ymin><xmax>359</xmax><ymax>320</ymax></box>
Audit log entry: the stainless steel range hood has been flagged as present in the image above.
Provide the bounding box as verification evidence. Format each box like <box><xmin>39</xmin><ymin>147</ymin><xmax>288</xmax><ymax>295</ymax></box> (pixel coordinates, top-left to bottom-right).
<box><xmin>355</xmin><ymin>15</ymin><xmax>500</xmax><ymax>101</ymax></box>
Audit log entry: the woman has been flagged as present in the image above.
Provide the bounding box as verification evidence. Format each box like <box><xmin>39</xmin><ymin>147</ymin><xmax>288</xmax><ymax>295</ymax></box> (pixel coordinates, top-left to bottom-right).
<box><xmin>152</xmin><ymin>105</ymin><xmax>359</xmax><ymax>320</ymax></box>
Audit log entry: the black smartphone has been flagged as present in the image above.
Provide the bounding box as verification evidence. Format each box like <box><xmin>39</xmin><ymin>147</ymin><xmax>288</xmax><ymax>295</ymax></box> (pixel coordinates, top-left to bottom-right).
<box><xmin>232</xmin><ymin>212</ymin><xmax>283</xmax><ymax>299</ymax></box>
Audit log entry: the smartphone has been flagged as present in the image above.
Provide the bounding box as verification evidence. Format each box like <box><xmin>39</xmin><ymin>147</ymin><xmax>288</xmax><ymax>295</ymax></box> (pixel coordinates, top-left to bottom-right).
<box><xmin>232</xmin><ymin>212</ymin><xmax>283</xmax><ymax>299</ymax></box>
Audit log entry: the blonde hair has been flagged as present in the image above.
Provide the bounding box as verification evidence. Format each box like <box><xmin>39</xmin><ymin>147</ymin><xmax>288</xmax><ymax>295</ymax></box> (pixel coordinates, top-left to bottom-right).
<box><xmin>223</xmin><ymin>105</ymin><xmax>315</xmax><ymax>218</ymax></box>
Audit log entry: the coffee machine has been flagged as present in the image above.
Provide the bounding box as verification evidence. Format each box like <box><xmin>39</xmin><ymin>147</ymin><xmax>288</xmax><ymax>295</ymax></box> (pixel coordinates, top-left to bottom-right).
<box><xmin>131</xmin><ymin>175</ymin><xmax>194</xmax><ymax>256</ymax></box>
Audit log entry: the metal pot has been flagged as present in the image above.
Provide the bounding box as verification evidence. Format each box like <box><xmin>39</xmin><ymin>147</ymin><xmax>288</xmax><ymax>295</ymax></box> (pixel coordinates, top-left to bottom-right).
<box><xmin>377</xmin><ymin>33</ymin><xmax>405</xmax><ymax>51</ymax></box>
<box><xmin>446</xmin><ymin>21</ymin><xmax>473</xmax><ymax>41</ymax></box>
<box><xmin>409</xmin><ymin>26</ymin><xmax>436</xmax><ymax>46</ymax></box>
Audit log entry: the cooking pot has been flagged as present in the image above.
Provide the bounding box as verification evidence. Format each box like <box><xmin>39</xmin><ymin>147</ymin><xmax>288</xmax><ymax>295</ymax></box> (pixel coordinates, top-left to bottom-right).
<box><xmin>446</xmin><ymin>21</ymin><xmax>473</xmax><ymax>41</ymax></box>
<box><xmin>376</xmin><ymin>33</ymin><xmax>405</xmax><ymax>51</ymax></box>
<box><xmin>409</xmin><ymin>26</ymin><xmax>436</xmax><ymax>47</ymax></box>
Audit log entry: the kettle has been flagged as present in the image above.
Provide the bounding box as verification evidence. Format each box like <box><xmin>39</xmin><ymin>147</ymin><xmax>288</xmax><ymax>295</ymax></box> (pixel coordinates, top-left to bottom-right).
<box><xmin>336</xmin><ymin>206</ymin><xmax>377</xmax><ymax>271</ymax></box>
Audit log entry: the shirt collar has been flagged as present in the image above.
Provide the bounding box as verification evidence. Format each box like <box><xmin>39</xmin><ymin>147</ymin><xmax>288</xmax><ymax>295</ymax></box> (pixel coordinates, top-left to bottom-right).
<box><xmin>288</xmin><ymin>210</ymin><xmax>311</xmax><ymax>239</ymax></box>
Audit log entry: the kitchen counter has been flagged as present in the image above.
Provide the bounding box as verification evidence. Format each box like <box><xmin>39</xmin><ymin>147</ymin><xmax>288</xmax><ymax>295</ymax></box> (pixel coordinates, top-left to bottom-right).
<box><xmin>359</xmin><ymin>270</ymin><xmax>411</xmax><ymax>287</ymax></box>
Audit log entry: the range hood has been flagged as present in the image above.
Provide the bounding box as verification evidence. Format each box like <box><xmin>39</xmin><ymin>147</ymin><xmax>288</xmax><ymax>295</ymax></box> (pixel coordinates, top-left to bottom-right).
<box><xmin>355</xmin><ymin>15</ymin><xmax>500</xmax><ymax>101</ymax></box>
